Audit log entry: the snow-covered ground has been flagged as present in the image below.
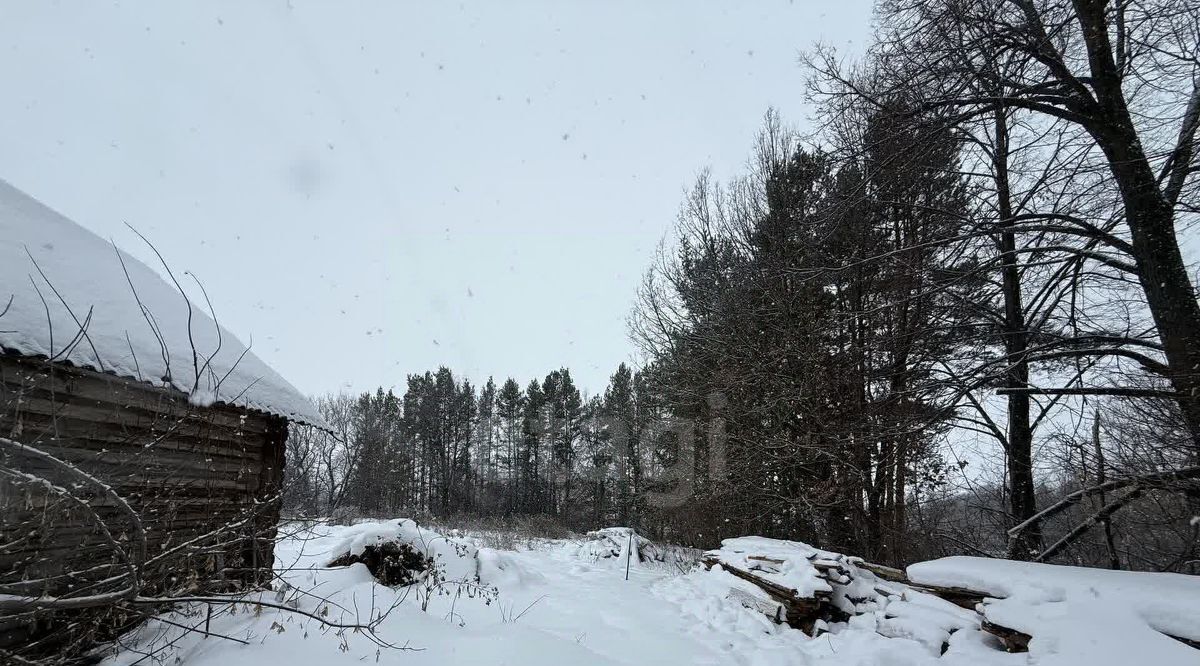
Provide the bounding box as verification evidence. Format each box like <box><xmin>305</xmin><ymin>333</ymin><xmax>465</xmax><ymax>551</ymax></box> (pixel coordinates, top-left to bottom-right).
<box><xmin>100</xmin><ymin>521</ymin><xmax>1197</xmax><ymax>666</ymax></box>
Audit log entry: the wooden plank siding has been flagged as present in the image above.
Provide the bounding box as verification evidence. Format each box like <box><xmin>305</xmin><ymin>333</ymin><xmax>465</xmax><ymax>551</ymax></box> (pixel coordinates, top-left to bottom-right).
<box><xmin>0</xmin><ymin>353</ymin><xmax>287</xmax><ymax>651</ymax></box>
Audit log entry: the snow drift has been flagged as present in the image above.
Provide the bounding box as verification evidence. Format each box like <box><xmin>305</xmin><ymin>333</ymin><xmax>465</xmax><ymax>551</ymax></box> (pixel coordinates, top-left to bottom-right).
<box><xmin>565</xmin><ymin>527</ymin><xmax>698</xmax><ymax>570</ymax></box>
<box><xmin>323</xmin><ymin>519</ymin><xmax>485</xmax><ymax>587</ymax></box>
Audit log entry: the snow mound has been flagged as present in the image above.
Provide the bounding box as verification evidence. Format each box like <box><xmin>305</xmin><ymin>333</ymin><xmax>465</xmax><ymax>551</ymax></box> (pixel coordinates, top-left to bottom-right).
<box><xmin>324</xmin><ymin>519</ymin><xmax>482</xmax><ymax>585</ymax></box>
<box><xmin>564</xmin><ymin>527</ymin><xmax>697</xmax><ymax>569</ymax></box>
<box><xmin>475</xmin><ymin>548</ymin><xmax>547</xmax><ymax>588</ymax></box>
<box><xmin>0</xmin><ymin>178</ymin><xmax>323</xmax><ymax>427</ymax></box>
<box><xmin>909</xmin><ymin>556</ymin><xmax>1200</xmax><ymax>665</ymax></box>
<box><xmin>569</xmin><ymin>527</ymin><xmax>656</xmax><ymax>563</ymax></box>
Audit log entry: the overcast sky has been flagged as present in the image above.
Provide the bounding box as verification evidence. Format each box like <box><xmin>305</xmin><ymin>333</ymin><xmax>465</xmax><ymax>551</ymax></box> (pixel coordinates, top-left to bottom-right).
<box><xmin>0</xmin><ymin>0</ymin><xmax>874</xmax><ymax>397</ymax></box>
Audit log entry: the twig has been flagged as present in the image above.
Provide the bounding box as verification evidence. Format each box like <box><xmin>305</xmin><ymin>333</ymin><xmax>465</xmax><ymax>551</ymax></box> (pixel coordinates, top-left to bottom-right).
<box><xmin>0</xmin><ymin>437</ymin><xmax>145</xmax><ymax>575</ymax></box>
<box><xmin>185</xmin><ymin>270</ymin><xmax>222</xmax><ymax>395</ymax></box>
<box><xmin>24</xmin><ymin>247</ymin><xmax>105</xmax><ymax>371</ymax></box>
<box><xmin>0</xmin><ymin>467</ymin><xmax>137</xmax><ymax>611</ymax></box>
<box><xmin>511</xmin><ymin>595</ymin><xmax>546</xmax><ymax>623</ymax></box>
<box><xmin>27</xmin><ymin>274</ymin><xmax>53</xmax><ymax>358</ymax></box>
<box><xmin>113</xmin><ymin>241</ymin><xmax>171</xmax><ymax>381</ymax></box>
<box><xmin>125</xmin><ymin>330</ymin><xmax>143</xmax><ymax>381</ymax></box>
<box><xmin>124</xmin><ymin>223</ymin><xmax>199</xmax><ymax>390</ymax></box>
<box><xmin>130</xmin><ymin>606</ymin><xmax>249</xmax><ymax>646</ymax></box>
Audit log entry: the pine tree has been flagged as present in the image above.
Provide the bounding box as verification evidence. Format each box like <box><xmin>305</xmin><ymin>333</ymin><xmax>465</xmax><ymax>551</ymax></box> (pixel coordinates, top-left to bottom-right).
<box><xmin>542</xmin><ymin>368</ymin><xmax>583</xmax><ymax>520</ymax></box>
<box><xmin>475</xmin><ymin>377</ymin><xmax>498</xmax><ymax>512</ymax></box>
<box><xmin>522</xmin><ymin>379</ymin><xmax>545</xmax><ymax>513</ymax></box>
<box><xmin>604</xmin><ymin>363</ymin><xmax>640</xmax><ymax>525</ymax></box>
<box><xmin>496</xmin><ymin>378</ymin><xmax>524</xmax><ymax>514</ymax></box>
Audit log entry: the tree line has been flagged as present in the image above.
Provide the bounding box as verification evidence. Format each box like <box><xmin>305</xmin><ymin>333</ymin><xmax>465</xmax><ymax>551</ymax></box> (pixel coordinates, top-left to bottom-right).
<box><xmin>285</xmin><ymin>364</ymin><xmax>671</xmax><ymax>530</ymax></box>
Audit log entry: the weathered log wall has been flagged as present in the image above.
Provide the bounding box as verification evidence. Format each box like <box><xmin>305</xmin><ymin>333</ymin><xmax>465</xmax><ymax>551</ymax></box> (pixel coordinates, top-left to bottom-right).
<box><xmin>0</xmin><ymin>354</ymin><xmax>287</xmax><ymax>651</ymax></box>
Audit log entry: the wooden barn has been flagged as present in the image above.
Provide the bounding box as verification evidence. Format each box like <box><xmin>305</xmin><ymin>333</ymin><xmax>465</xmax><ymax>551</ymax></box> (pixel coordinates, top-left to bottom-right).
<box><xmin>0</xmin><ymin>179</ymin><xmax>325</xmax><ymax>659</ymax></box>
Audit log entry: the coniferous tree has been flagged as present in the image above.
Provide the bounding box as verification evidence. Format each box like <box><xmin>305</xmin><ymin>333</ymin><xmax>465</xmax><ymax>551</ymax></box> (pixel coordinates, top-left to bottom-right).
<box><xmin>496</xmin><ymin>378</ymin><xmax>524</xmax><ymax>514</ymax></box>
<box><xmin>603</xmin><ymin>363</ymin><xmax>640</xmax><ymax>526</ymax></box>
<box><xmin>544</xmin><ymin>368</ymin><xmax>583</xmax><ymax>519</ymax></box>
<box><xmin>475</xmin><ymin>377</ymin><xmax>498</xmax><ymax>512</ymax></box>
<box><xmin>521</xmin><ymin>379</ymin><xmax>545</xmax><ymax>513</ymax></box>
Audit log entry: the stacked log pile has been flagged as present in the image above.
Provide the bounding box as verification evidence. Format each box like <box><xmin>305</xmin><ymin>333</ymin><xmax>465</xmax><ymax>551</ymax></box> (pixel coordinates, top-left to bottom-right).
<box><xmin>704</xmin><ymin>540</ymin><xmax>1200</xmax><ymax>655</ymax></box>
<box><xmin>702</xmin><ymin>542</ymin><xmax>1029</xmax><ymax>653</ymax></box>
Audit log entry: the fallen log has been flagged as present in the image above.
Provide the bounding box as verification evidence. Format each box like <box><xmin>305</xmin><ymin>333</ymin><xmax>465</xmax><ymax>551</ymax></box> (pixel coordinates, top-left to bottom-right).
<box><xmin>705</xmin><ymin>541</ymin><xmax>1198</xmax><ymax>656</ymax></box>
<box><xmin>838</xmin><ymin>560</ymin><xmax>1016</xmax><ymax>646</ymax></box>
<box><xmin>837</xmin><ymin>558</ymin><xmax>986</xmax><ymax>610</ymax></box>
<box><xmin>701</xmin><ymin>554</ymin><xmax>828</xmax><ymax>631</ymax></box>
<box><xmin>981</xmin><ymin>620</ymin><xmax>1032</xmax><ymax>653</ymax></box>
<box><xmin>907</xmin><ymin>584</ymin><xmax>986</xmax><ymax>611</ymax></box>
<box><xmin>808</xmin><ymin>557</ymin><xmax>852</xmax><ymax>584</ymax></box>
<box><xmin>746</xmin><ymin>555</ymin><xmax>785</xmax><ymax>566</ymax></box>
<box><xmin>852</xmin><ymin>559</ymin><xmax>907</xmax><ymax>584</ymax></box>
<box><xmin>725</xmin><ymin>587</ymin><xmax>786</xmax><ymax>624</ymax></box>
<box><xmin>708</xmin><ymin>550</ymin><xmax>1001</xmax><ymax>644</ymax></box>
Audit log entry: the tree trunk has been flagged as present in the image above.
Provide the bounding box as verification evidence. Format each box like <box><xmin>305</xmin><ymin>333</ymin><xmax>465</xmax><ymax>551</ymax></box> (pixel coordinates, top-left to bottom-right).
<box><xmin>1092</xmin><ymin>409</ymin><xmax>1121</xmax><ymax>569</ymax></box>
<box><xmin>892</xmin><ymin>435</ymin><xmax>908</xmax><ymax>564</ymax></box>
<box><xmin>995</xmin><ymin>107</ymin><xmax>1041</xmax><ymax>559</ymax></box>
<box><xmin>1106</xmin><ymin>159</ymin><xmax>1200</xmax><ymax>455</ymax></box>
<box><xmin>1074</xmin><ymin>0</ymin><xmax>1200</xmax><ymax>459</ymax></box>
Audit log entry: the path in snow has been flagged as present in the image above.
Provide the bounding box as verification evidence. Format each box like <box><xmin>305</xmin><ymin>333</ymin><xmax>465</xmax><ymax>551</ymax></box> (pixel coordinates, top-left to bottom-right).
<box><xmin>476</xmin><ymin>543</ymin><xmax>793</xmax><ymax>665</ymax></box>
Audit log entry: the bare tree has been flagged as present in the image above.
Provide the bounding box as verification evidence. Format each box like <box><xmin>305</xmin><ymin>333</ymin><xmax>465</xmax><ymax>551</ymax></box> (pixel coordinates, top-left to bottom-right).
<box><xmin>850</xmin><ymin>0</ymin><xmax>1200</xmax><ymax>444</ymax></box>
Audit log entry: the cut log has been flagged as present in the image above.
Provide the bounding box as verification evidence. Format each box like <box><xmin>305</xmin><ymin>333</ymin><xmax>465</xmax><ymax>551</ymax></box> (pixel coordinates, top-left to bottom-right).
<box><xmin>701</xmin><ymin>555</ymin><xmax>827</xmax><ymax>630</ymax></box>
<box><xmin>847</xmin><ymin>559</ymin><xmax>984</xmax><ymax>609</ymax></box>
<box><xmin>746</xmin><ymin>555</ymin><xmax>785</xmax><ymax>566</ymax></box>
<box><xmin>707</xmin><ymin>543</ymin><xmax>1200</xmax><ymax>656</ymax></box>
<box><xmin>725</xmin><ymin>587</ymin><xmax>785</xmax><ymax>624</ymax></box>
<box><xmin>853</xmin><ymin>560</ymin><xmax>907</xmax><ymax>584</ymax></box>
<box><xmin>907</xmin><ymin>584</ymin><xmax>985</xmax><ymax>610</ymax></box>
<box><xmin>981</xmin><ymin>620</ymin><xmax>1031</xmax><ymax>653</ymax></box>
<box><xmin>809</xmin><ymin>557</ymin><xmax>852</xmax><ymax>583</ymax></box>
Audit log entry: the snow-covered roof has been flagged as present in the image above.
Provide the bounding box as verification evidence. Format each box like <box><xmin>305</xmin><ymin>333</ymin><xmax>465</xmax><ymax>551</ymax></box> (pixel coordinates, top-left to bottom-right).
<box><xmin>0</xmin><ymin>178</ymin><xmax>325</xmax><ymax>428</ymax></box>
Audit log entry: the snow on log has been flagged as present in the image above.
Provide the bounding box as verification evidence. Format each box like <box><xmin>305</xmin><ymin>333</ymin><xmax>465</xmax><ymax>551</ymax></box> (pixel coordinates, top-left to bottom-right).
<box><xmin>702</xmin><ymin>542</ymin><xmax>1200</xmax><ymax>661</ymax></box>
<box><xmin>908</xmin><ymin>556</ymin><xmax>1200</xmax><ymax>659</ymax></box>
<box><xmin>323</xmin><ymin>520</ymin><xmax>484</xmax><ymax>587</ymax></box>
<box><xmin>701</xmin><ymin>537</ymin><xmax>979</xmax><ymax>652</ymax></box>
<box><xmin>698</xmin><ymin>538</ymin><xmax>1059</xmax><ymax>655</ymax></box>
<box><xmin>699</xmin><ymin>553</ymin><xmax>827</xmax><ymax>630</ymax></box>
